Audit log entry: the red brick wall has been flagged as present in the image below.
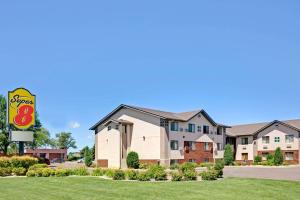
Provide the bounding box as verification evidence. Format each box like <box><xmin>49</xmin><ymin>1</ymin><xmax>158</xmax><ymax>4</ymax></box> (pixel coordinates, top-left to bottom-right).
<box><xmin>139</xmin><ymin>160</ymin><xmax>160</xmax><ymax>165</ymax></box>
<box><xmin>257</xmin><ymin>150</ymin><xmax>299</xmax><ymax>164</ymax></box>
<box><xmin>179</xmin><ymin>142</ymin><xmax>213</xmax><ymax>164</ymax></box>
<box><xmin>97</xmin><ymin>159</ymin><xmax>108</xmax><ymax>168</ymax></box>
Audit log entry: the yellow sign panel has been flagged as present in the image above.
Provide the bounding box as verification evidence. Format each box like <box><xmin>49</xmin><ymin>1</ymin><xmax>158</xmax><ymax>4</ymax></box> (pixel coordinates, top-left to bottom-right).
<box><xmin>8</xmin><ymin>88</ymin><xmax>36</xmax><ymax>130</ymax></box>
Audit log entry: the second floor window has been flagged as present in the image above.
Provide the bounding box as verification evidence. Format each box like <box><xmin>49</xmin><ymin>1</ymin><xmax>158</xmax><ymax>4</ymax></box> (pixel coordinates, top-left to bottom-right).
<box><xmin>262</xmin><ymin>136</ymin><xmax>269</xmax><ymax>144</ymax></box>
<box><xmin>217</xmin><ymin>127</ymin><xmax>222</xmax><ymax>135</ymax></box>
<box><xmin>285</xmin><ymin>135</ymin><xmax>294</xmax><ymax>143</ymax></box>
<box><xmin>185</xmin><ymin>141</ymin><xmax>196</xmax><ymax>150</ymax></box>
<box><xmin>204</xmin><ymin>142</ymin><xmax>210</xmax><ymax>151</ymax></box>
<box><xmin>241</xmin><ymin>137</ymin><xmax>248</xmax><ymax>145</ymax></box>
<box><xmin>203</xmin><ymin>125</ymin><xmax>209</xmax><ymax>134</ymax></box>
<box><xmin>197</xmin><ymin>126</ymin><xmax>201</xmax><ymax>132</ymax></box>
<box><xmin>274</xmin><ymin>137</ymin><xmax>280</xmax><ymax>143</ymax></box>
<box><xmin>188</xmin><ymin>124</ymin><xmax>195</xmax><ymax>133</ymax></box>
<box><xmin>170</xmin><ymin>122</ymin><xmax>179</xmax><ymax>131</ymax></box>
<box><xmin>170</xmin><ymin>140</ymin><xmax>179</xmax><ymax>150</ymax></box>
<box><xmin>217</xmin><ymin>143</ymin><xmax>222</xmax><ymax>150</ymax></box>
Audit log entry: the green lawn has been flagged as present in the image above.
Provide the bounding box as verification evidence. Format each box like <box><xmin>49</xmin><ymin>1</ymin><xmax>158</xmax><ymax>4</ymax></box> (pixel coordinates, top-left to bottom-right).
<box><xmin>0</xmin><ymin>177</ymin><xmax>299</xmax><ymax>200</ymax></box>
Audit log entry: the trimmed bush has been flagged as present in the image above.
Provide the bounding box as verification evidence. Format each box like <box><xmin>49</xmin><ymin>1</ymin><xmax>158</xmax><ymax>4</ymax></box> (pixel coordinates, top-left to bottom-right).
<box><xmin>137</xmin><ymin>171</ymin><xmax>151</xmax><ymax>181</ymax></box>
<box><xmin>72</xmin><ymin>167</ymin><xmax>89</xmax><ymax>176</ymax></box>
<box><xmin>224</xmin><ymin>144</ymin><xmax>234</xmax><ymax>165</ymax></box>
<box><xmin>179</xmin><ymin>162</ymin><xmax>197</xmax><ymax>173</ymax></box>
<box><xmin>254</xmin><ymin>156</ymin><xmax>262</xmax><ymax>164</ymax></box>
<box><xmin>92</xmin><ymin>168</ymin><xmax>105</xmax><ymax>176</ymax></box>
<box><xmin>0</xmin><ymin>167</ymin><xmax>12</xmax><ymax>176</ymax></box>
<box><xmin>41</xmin><ymin>168</ymin><xmax>54</xmax><ymax>177</ymax></box>
<box><xmin>171</xmin><ymin>172</ymin><xmax>183</xmax><ymax>181</ymax></box>
<box><xmin>267</xmin><ymin>154</ymin><xmax>275</xmax><ymax>166</ymax></box>
<box><xmin>199</xmin><ymin>162</ymin><xmax>214</xmax><ymax>168</ymax></box>
<box><xmin>170</xmin><ymin>163</ymin><xmax>180</xmax><ymax>170</ymax></box>
<box><xmin>127</xmin><ymin>151</ymin><xmax>139</xmax><ymax>169</ymax></box>
<box><xmin>139</xmin><ymin>163</ymin><xmax>150</xmax><ymax>169</ymax></box>
<box><xmin>274</xmin><ymin>147</ymin><xmax>284</xmax><ymax>166</ymax></box>
<box><xmin>147</xmin><ymin>165</ymin><xmax>166</xmax><ymax>180</ymax></box>
<box><xmin>28</xmin><ymin>164</ymin><xmax>48</xmax><ymax>171</ymax></box>
<box><xmin>26</xmin><ymin>170</ymin><xmax>36</xmax><ymax>177</ymax></box>
<box><xmin>213</xmin><ymin>160</ymin><xmax>224</xmax><ymax>178</ymax></box>
<box><xmin>113</xmin><ymin>170</ymin><xmax>125</xmax><ymax>180</ymax></box>
<box><xmin>12</xmin><ymin>167</ymin><xmax>27</xmax><ymax>176</ymax></box>
<box><xmin>125</xmin><ymin>170</ymin><xmax>139</xmax><ymax>180</ymax></box>
<box><xmin>105</xmin><ymin>169</ymin><xmax>116</xmax><ymax>178</ymax></box>
<box><xmin>201</xmin><ymin>169</ymin><xmax>218</xmax><ymax>181</ymax></box>
<box><xmin>55</xmin><ymin>169</ymin><xmax>69</xmax><ymax>177</ymax></box>
<box><xmin>0</xmin><ymin>156</ymin><xmax>38</xmax><ymax>169</ymax></box>
<box><xmin>183</xmin><ymin>170</ymin><xmax>197</xmax><ymax>181</ymax></box>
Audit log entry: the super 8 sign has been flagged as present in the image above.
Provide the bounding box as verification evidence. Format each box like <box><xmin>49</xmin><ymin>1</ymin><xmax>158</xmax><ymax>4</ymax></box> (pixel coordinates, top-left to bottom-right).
<box><xmin>8</xmin><ymin>88</ymin><xmax>36</xmax><ymax>130</ymax></box>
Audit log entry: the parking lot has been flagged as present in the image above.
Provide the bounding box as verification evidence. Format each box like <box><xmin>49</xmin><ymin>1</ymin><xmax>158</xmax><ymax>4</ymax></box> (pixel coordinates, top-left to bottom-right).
<box><xmin>224</xmin><ymin>165</ymin><xmax>300</xmax><ymax>181</ymax></box>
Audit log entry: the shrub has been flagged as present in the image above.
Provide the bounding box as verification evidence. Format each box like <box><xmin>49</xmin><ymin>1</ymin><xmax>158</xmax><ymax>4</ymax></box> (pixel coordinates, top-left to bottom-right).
<box><xmin>153</xmin><ymin>169</ymin><xmax>167</xmax><ymax>181</ymax></box>
<box><xmin>26</xmin><ymin>170</ymin><xmax>36</xmax><ymax>177</ymax></box>
<box><xmin>0</xmin><ymin>167</ymin><xmax>12</xmax><ymax>176</ymax></box>
<box><xmin>105</xmin><ymin>169</ymin><xmax>116</xmax><ymax>178</ymax></box>
<box><xmin>42</xmin><ymin>168</ymin><xmax>54</xmax><ymax>177</ymax></box>
<box><xmin>28</xmin><ymin>164</ymin><xmax>48</xmax><ymax>171</ymax></box>
<box><xmin>125</xmin><ymin>170</ymin><xmax>139</xmax><ymax>180</ymax></box>
<box><xmin>183</xmin><ymin>170</ymin><xmax>197</xmax><ymax>181</ymax></box>
<box><xmin>72</xmin><ymin>167</ymin><xmax>89</xmax><ymax>176</ymax></box>
<box><xmin>0</xmin><ymin>156</ymin><xmax>38</xmax><ymax>169</ymax></box>
<box><xmin>113</xmin><ymin>170</ymin><xmax>125</xmax><ymax>180</ymax></box>
<box><xmin>254</xmin><ymin>156</ymin><xmax>262</xmax><ymax>164</ymax></box>
<box><xmin>267</xmin><ymin>154</ymin><xmax>275</xmax><ymax>166</ymax></box>
<box><xmin>224</xmin><ymin>144</ymin><xmax>234</xmax><ymax>165</ymax></box>
<box><xmin>274</xmin><ymin>147</ymin><xmax>284</xmax><ymax>166</ymax></box>
<box><xmin>12</xmin><ymin>167</ymin><xmax>27</xmax><ymax>176</ymax></box>
<box><xmin>139</xmin><ymin>163</ymin><xmax>150</xmax><ymax>169</ymax></box>
<box><xmin>170</xmin><ymin>163</ymin><xmax>180</xmax><ymax>170</ymax></box>
<box><xmin>199</xmin><ymin>162</ymin><xmax>214</xmax><ymax>168</ymax></box>
<box><xmin>84</xmin><ymin>151</ymin><xmax>93</xmax><ymax>167</ymax></box>
<box><xmin>137</xmin><ymin>171</ymin><xmax>151</xmax><ymax>181</ymax></box>
<box><xmin>179</xmin><ymin>162</ymin><xmax>197</xmax><ymax>173</ymax></box>
<box><xmin>126</xmin><ymin>151</ymin><xmax>139</xmax><ymax>169</ymax></box>
<box><xmin>201</xmin><ymin>169</ymin><xmax>218</xmax><ymax>181</ymax></box>
<box><xmin>147</xmin><ymin>165</ymin><xmax>166</xmax><ymax>180</ymax></box>
<box><xmin>213</xmin><ymin>160</ymin><xmax>224</xmax><ymax>178</ymax></box>
<box><xmin>171</xmin><ymin>172</ymin><xmax>183</xmax><ymax>181</ymax></box>
<box><xmin>92</xmin><ymin>168</ymin><xmax>105</xmax><ymax>176</ymax></box>
<box><xmin>55</xmin><ymin>169</ymin><xmax>69</xmax><ymax>177</ymax></box>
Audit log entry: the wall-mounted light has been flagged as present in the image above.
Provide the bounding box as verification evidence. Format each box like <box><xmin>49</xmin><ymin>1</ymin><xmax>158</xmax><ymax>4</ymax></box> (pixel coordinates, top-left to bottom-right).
<box><xmin>143</xmin><ymin>136</ymin><xmax>145</xmax><ymax>141</ymax></box>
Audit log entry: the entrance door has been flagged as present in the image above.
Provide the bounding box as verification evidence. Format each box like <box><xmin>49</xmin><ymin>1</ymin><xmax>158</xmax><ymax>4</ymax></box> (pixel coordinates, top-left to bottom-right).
<box><xmin>242</xmin><ymin>153</ymin><xmax>248</xmax><ymax>161</ymax></box>
<box><xmin>122</xmin><ymin>125</ymin><xmax>127</xmax><ymax>159</ymax></box>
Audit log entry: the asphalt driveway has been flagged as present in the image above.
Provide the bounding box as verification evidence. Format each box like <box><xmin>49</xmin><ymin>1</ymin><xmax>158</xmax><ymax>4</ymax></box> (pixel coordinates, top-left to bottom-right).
<box><xmin>223</xmin><ymin>165</ymin><xmax>300</xmax><ymax>181</ymax></box>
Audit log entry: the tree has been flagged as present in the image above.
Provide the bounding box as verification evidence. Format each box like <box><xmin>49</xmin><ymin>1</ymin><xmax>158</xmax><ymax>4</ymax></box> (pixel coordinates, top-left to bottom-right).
<box><xmin>80</xmin><ymin>146</ymin><xmax>90</xmax><ymax>158</ymax></box>
<box><xmin>30</xmin><ymin>128</ymin><xmax>52</xmax><ymax>149</ymax></box>
<box><xmin>91</xmin><ymin>144</ymin><xmax>95</xmax><ymax>160</ymax></box>
<box><xmin>84</xmin><ymin>149</ymin><xmax>93</xmax><ymax>167</ymax></box>
<box><xmin>0</xmin><ymin>95</ymin><xmax>10</xmax><ymax>155</ymax></box>
<box><xmin>224</xmin><ymin>144</ymin><xmax>234</xmax><ymax>165</ymax></box>
<box><xmin>55</xmin><ymin>132</ymin><xmax>77</xmax><ymax>149</ymax></box>
<box><xmin>274</xmin><ymin>147</ymin><xmax>284</xmax><ymax>166</ymax></box>
<box><xmin>126</xmin><ymin>151</ymin><xmax>139</xmax><ymax>169</ymax></box>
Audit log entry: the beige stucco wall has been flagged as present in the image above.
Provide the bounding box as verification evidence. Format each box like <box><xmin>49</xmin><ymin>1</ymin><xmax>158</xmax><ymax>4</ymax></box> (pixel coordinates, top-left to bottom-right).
<box><xmin>168</xmin><ymin>113</ymin><xmax>224</xmax><ymax>160</ymax></box>
<box><xmin>95</xmin><ymin>108</ymin><xmax>162</xmax><ymax>168</ymax></box>
<box><xmin>235</xmin><ymin>136</ymin><xmax>254</xmax><ymax>161</ymax></box>
<box><xmin>256</xmin><ymin>124</ymin><xmax>299</xmax><ymax>151</ymax></box>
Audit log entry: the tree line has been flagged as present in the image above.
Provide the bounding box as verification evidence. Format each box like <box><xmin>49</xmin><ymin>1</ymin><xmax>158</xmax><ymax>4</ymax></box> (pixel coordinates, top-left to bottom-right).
<box><xmin>0</xmin><ymin>94</ymin><xmax>77</xmax><ymax>155</ymax></box>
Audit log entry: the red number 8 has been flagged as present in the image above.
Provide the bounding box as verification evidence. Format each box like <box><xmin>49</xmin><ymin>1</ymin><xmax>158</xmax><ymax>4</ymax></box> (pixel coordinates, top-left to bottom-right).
<box><xmin>14</xmin><ymin>105</ymin><xmax>34</xmax><ymax>126</ymax></box>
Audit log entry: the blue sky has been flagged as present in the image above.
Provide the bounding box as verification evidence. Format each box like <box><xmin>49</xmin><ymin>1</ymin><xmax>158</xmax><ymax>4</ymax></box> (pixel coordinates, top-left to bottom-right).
<box><xmin>1</xmin><ymin>1</ymin><xmax>300</xmax><ymax>151</ymax></box>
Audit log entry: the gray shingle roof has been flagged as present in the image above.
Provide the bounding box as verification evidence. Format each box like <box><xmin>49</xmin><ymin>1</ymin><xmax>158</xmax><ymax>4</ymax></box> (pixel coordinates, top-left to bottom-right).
<box><xmin>227</xmin><ymin>119</ymin><xmax>300</xmax><ymax>137</ymax></box>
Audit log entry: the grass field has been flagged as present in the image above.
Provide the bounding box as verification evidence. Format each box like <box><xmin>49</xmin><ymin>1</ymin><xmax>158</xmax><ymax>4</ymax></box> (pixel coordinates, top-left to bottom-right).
<box><xmin>0</xmin><ymin>177</ymin><xmax>299</xmax><ymax>200</ymax></box>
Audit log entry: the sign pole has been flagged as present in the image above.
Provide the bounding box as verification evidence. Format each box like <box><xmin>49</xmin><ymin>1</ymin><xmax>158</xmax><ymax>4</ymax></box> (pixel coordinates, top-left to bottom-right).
<box><xmin>19</xmin><ymin>142</ymin><xmax>24</xmax><ymax>156</ymax></box>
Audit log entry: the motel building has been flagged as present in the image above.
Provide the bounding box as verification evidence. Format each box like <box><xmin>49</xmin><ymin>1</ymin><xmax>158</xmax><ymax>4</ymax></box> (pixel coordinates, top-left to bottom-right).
<box><xmin>91</xmin><ymin>104</ymin><xmax>300</xmax><ymax>168</ymax></box>
<box><xmin>90</xmin><ymin>104</ymin><xmax>228</xmax><ymax>168</ymax></box>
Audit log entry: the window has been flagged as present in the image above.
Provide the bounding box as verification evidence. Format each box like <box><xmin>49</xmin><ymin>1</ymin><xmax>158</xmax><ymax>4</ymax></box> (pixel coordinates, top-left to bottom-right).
<box><xmin>217</xmin><ymin>127</ymin><xmax>222</xmax><ymax>135</ymax></box>
<box><xmin>274</xmin><ymin>137</ymin><xmax>280</xmax><ymax>143</ymax></box>
<box><xmin>115</xmin><ymin>125</ymin><xmax>119</xmax><ymax>129</ymax></box>
<box><xmin>189</xmin><ymin>159</ymin><xmax>196</xmax><ymax>163</ymax></box>
<box><xmin>170</xmin><ymin>140</ymin><xmax>179</xmax><ymax>150</ymax></box>
<box><xmin>108</xmin><ymin>126</ymin><xmax>111</xmax><ymax>131</ymax></box>
<box><xmin>185</xmin><ymin>141</ymin><xmax>196</xmax><ymax>150</ymax></box>
<box><xmin>203</xmin><ymin>125</ymin><xmax>209</xmax><ymax>134</ymax></box>
<box><xmin>262</xmin><ymin>136</ymin><xmax>269</xmax><ymax>144</ymax></box>
<box><xmin>241</xmin><ymin>137</ymin><xmax>248</xmax><ymax>145</ymax></box>
<box><xmin>217</xmin><ymin>143</ymin><xmax>222</xmax><ymax>151</ymax></box>
<box><xmin>170</xmin><ymin>159</ymin><xmax>179</xmax><ymax>165</ymax></box>
<box><xmin>204</xmin><ymin>142</ymin><xmax>210</xmax><ymax>151</ymax></box>
<box><xmin>188</xmin><ymin>124</ymin><xmax>195</xmax><ymax>133</ymax></box>
<box><xmin>285</xmin><ymin>135</ymin><xmax>294</xmax><ymax>143</ymax></box>
<box><xmin>170</xmin><ymin>122</ymin><xmax>179</xmax><ymax>131</ymax></box>
<box><xmin>197</xmin><ymin>126</ymin><xmax>202</xmax><ymax>132</ymax></box>
<box><xmin>285</xmin><ymin>152</ymin><xmax>294</xmax><ymax>161</ymax></box>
